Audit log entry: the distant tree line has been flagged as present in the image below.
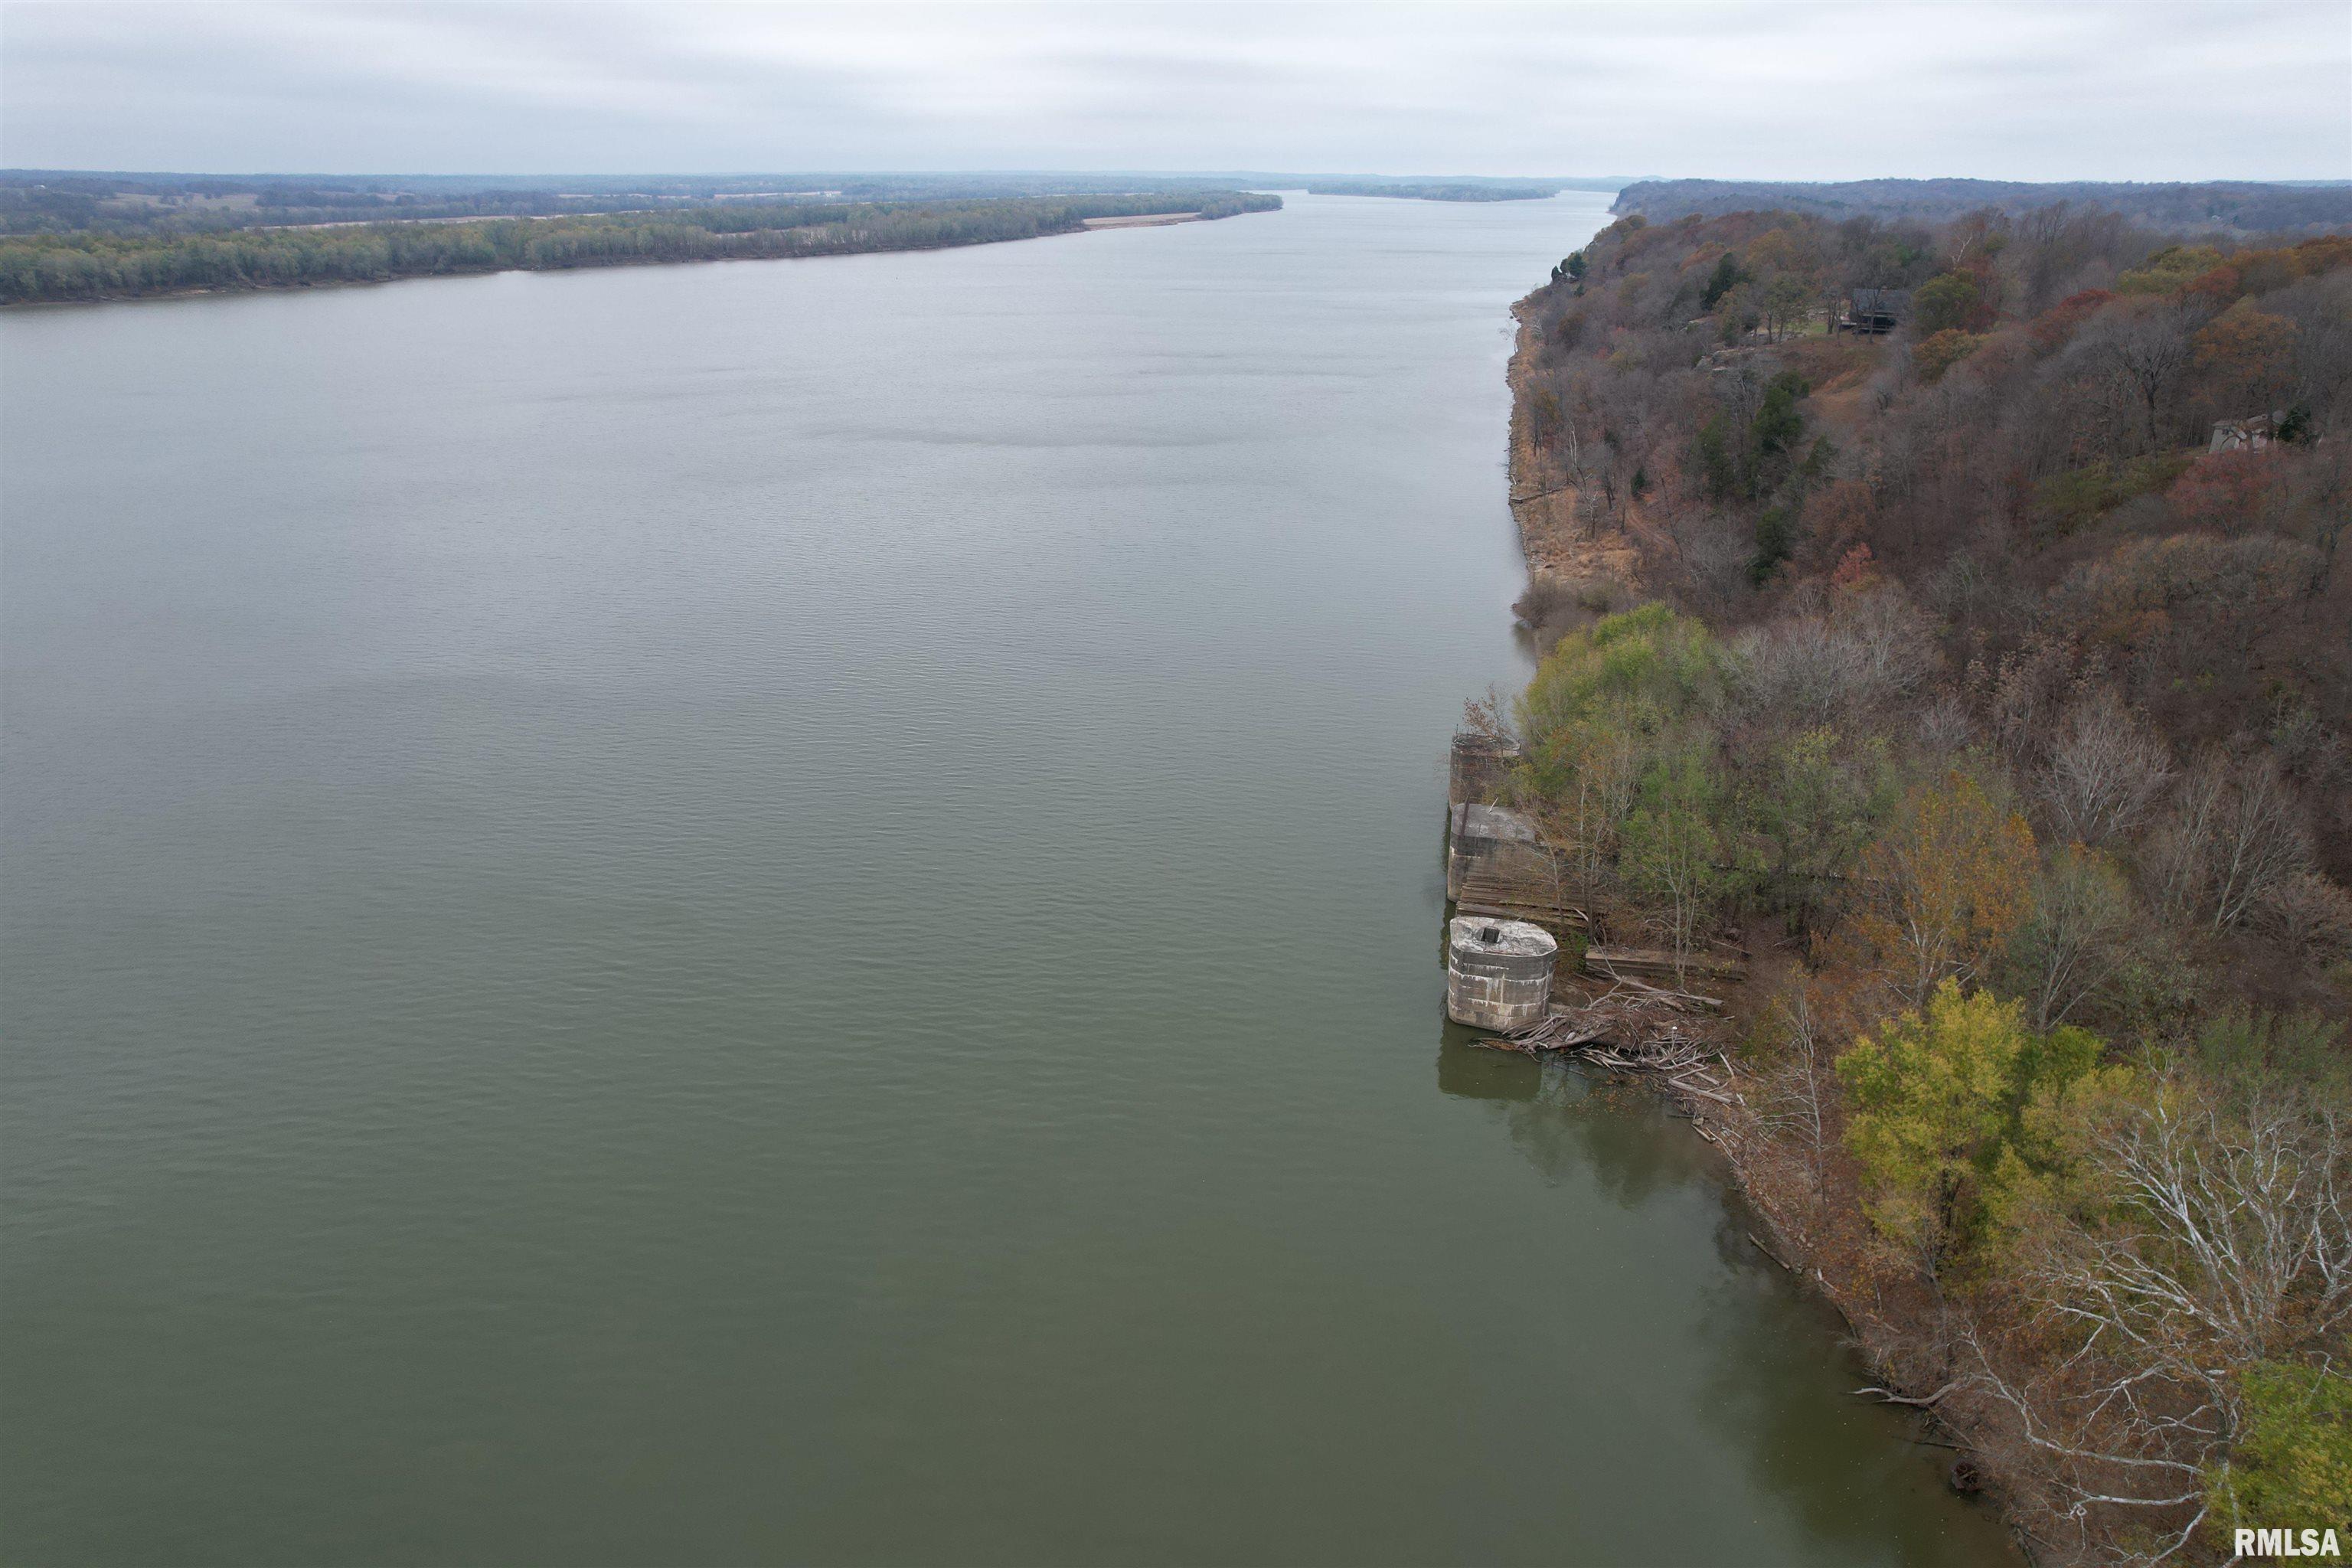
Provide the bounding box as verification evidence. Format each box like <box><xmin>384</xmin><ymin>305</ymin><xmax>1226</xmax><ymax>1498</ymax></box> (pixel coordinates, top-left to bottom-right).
<box><xmin>1305</xmin><ymin>179</ymin><xmax>1566</xmax><ymax>202</ymax></box>
<box><xmin>0</xmin><ymin>191</ymin><xmax>1281</xmax><ymax>305</ymax></box>
<box><xmin>0</xmin><ymin>188</ymin><xmax>684</xmax><ymax>238</ymax></box>
<box><xmin>0</xmin><ymin>170</ymin><xmax>1289</xmax><ymax>238</ymax></box>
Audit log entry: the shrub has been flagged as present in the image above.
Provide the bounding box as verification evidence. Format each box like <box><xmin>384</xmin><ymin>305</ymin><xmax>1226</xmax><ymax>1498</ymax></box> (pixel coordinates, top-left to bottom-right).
<box><xmin>1913</xmin><ymin>328</ymin><xmax>1990</xmax><ymax>384</ymax></box>
<box><xmin>2031</xmin><ymin>454</ymin><xmax>2193</xmax><ymax>537</ymax></box>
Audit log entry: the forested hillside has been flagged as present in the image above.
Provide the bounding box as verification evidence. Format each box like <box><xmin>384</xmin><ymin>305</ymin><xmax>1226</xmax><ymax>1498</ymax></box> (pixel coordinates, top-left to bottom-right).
<box><xmin>1615</xmin><ymin>178</ymin><xmax>2352</xmax><ymax>234</ymax></box>
<box><xmin>1501</xmin><ymin>205</ymin><xmax>2352</xmax><ymax>1562</ymax></box>
<box><xmin>0</xmin><ymin>190</ymin><xmax>1279</xmax><ymax>304</ymax></box>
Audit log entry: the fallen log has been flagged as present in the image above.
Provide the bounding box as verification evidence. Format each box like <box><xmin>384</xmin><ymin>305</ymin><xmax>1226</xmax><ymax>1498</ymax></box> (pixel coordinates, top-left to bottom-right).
<box><xmin>1580</xmin><ymin>967</ymin><xmax>1723</xmax><ymax>1011</ymax></box>
<box><xmin>1852</xmin><ymin>1381</ymin><xmax>1965</xmax><ymax>1408</ymax></box>
<box><xmin>1583</xmin><ymin>943</ymin><xmax>1746</xmax><ymax>984</ymax></box>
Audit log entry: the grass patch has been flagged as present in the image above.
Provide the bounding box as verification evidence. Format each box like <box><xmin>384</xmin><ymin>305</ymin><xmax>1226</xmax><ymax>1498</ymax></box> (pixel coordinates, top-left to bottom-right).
<box><xmin>2033</xmin><ymin>453</ymin><xmax>2192</xmax><ymax>537</ymax></box>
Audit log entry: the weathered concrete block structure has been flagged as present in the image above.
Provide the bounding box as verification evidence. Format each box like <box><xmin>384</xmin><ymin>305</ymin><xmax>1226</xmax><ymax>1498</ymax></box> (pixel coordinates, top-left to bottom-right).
<box><xmin>1448</xmin><ymin>730</ymin><xmax>1521</xmax><ymax>808</ymax></box>
<box><xmin>1446</xmin><ymin>802</ymin><xmax>1541</xmax><ymax>900</ymax></box>
<box><xmin>1446</xmin><ymin>916</ymin><xmax>1557</xmax><ymax>1031</ymax></box>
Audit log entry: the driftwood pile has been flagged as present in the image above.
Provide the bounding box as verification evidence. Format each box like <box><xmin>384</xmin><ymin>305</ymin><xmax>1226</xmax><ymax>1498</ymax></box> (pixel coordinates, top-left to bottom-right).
<box><xmin>1475</xmin><ymin>981</ymin><xmax>1746</xmax><ymax>1121</ymax></box>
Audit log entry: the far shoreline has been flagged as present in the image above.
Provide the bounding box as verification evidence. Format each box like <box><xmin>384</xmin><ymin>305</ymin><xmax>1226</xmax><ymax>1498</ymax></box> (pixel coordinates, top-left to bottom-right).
<box><xmin>0</xmin><ymin>200</ymin><xmax>1277</xmax><ymax>310</ymax></box>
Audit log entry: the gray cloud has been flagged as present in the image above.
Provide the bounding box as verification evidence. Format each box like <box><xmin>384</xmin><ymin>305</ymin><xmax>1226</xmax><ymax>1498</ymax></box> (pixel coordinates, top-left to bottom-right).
<box><xmin>2</xmin><ymin>1</ymin><xmax>2346</xmax><ymax>179</ymax></box>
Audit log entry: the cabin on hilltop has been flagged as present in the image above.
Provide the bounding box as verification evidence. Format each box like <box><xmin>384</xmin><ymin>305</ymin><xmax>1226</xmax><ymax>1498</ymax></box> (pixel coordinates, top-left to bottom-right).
<box><xmin>1838</xmin><ymin>288</ymin><xmax>1909</xmax><ymax>334</ymax></box>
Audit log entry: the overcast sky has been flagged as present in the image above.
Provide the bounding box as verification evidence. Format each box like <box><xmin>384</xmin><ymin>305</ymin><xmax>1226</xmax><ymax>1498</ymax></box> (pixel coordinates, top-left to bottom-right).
<box><xmin>4</xmin><ymin>1</ymin><xmax>2348</xmax><ymax>181</ymax></box>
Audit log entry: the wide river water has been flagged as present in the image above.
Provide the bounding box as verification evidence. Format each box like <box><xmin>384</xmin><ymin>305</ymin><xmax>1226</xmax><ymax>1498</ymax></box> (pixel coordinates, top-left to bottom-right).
<box><xmin>2</xmin><ymin>193</ymin><xmax>2017</xmax><ymax>1566</ymax></box>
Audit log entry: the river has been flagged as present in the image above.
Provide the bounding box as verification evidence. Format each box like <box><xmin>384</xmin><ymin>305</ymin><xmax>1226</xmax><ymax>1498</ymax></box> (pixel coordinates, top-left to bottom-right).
<box><xmin>1</xmin><ymin>191</ymin><xmax>2017</xmax><ymax>1565</ymax></box>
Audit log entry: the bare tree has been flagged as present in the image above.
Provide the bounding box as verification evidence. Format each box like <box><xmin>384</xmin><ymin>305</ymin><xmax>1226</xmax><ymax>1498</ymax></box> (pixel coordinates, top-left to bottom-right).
<box><xmin>1753</xmin><ymin>986</ymin><xmax>1840</xmax><ymax>1226</ymax></box>
<box><xmin>2275</xmin><ymin>270</ymin><xmax>2352</xmax><ymax>418</ymax></box>
<box><xmin>2038</xmin><ymin>687</ymin><xmax>2173</xmax><ymax>847</ymax></box>
<box><xmin>2007</xmin><ymin>846</ymin><xmax>2137</xmax><ymax>1028</ymax></box>
<box><xmin>2009</xmin><ymin>201</ymin><xmax>2135</xmax><ymax>315</ymax></box>
<box><xmin>2079</xmin><ymin>303</ymin><xmax>2197</xmax><ymax>454</ymax></box>
<box><xmin>2150</xmin><ymin>751</ymin><xmax>2315</xmax><ymax>932</ymax></box>
<box><xmin>1946</xmin><ymin>1328</ymin><xmax>2219</xmax><ymax>1566</ymax></box>
<box><xmin>1733</xmin><ymin>585</ymin><xmax>1939</xmax><ymax>730</ymax></box>
<box><xmin>1977</xmin><ymin>632</ymin><xmax>2079</xmax><ymax>770</ymax></box>
<box><xmin>2257</xmin><ymin>871</ymin><xmax>2352</xmax><ymax>965</ymax></box>
<box><xmin>1916</xmin><ymin>694</ymin><xmax>1975</xmax><ymax>755</ymax></box>
<box><xmin>2053</xmin><ymin>1088</ymin><xmax>2352</xmax><ymax>1362</ymax></box>
<box><xmin>1940</xmin><ymin>1083</ymin><xmax>2350</xmax><ymax>1563</ymax></box>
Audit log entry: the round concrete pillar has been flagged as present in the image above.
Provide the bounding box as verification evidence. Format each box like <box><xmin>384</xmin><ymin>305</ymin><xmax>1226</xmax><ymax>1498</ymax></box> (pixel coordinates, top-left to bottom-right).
<box><xmin>1446</xmin><ymin>916</ymin><xmax>1557</xmax><ymax>1032</ymax></box>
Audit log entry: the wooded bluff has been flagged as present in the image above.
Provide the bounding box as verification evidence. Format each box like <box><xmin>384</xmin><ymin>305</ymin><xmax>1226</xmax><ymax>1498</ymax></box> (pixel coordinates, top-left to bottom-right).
<box><xmin>1614</xmin><ymin>179</ymin><xmax>2352</xmax><ymax>234</ymax></box>
<box><xmin>1496</xmin><ymin>204</ymin><xmax>2352</xmax><ymax>1563</ymax></box>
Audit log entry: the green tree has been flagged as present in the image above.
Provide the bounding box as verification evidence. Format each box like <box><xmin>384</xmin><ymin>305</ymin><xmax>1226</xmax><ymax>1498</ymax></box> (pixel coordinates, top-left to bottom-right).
<box><xmin>1913</xmin><ymin>328</ymin><xmax>1989</xmax><ymax>383</ymax></box>
<box><xmin>1750</xmin><ymin>505</ymin><xmax>1797</xmax><ymax>584</ymax></box>
<box><xmin>1751</xmin><ymin>371</ymin><xmax>1811</xmax><ymax>466</ymax></box>
<box><xmin>1700</xmin><ymin>250</ymin><xmax>1747</xmax><ymax>310</ymax></box>
<box><xmin>1696</xmin><ymin>372</ymin><xmax>1810</xmax><ymax>504</ymax></box>
<box><xmin>2192</xmin><ymin>1008</ymin><xmax>2350</xmax><ymax>1099</ymax></box>
<box><xmin>1694</xmin><ymin>416</ymin><xmax>1740</xmax><ymax>502</ymax></box>
<box><xmin>1851</xmin><ymin>771</ymin><xmax>2038</xmax><ymax>1004</ymax></box>
<box><xmin>1746</xmin><ymin>727</ymin><xmax>1892</xmax><ymax>936</ymax></box>
<box><xmin>2209</xmin><ymin>1364</ymin><xmax>2352</xmax><ymax>1540</ymax></box>
<box><xmin>1838</xmin><ymin>980</ymin><xmax>2101</xmax><ymax>1274</ymax></box>
<box><xmin>1619</xmin><ymin>744</ymin><xmax>1737</xmax><ymax>978</ymax></box>
<box><xmin>1517</xmin><ymin>603</ymin><xmax>1725</xmax><ymax>759</ymax></box>
<box><xmin>1762</xmin><ymin>272</ymin><xmax>1815</xmax><ymax>339</ymax></box>
<box><xmin>2002</xmin><ymin>844</ymin><xmax>2138</xmax><ymax>1029</ymax></box>
<box><xmin>1517</xmin><ymin>606</ymin><xmax>1727</xmax><ymax>900</ymax></box>
<box><xmin>1913</xmin><ymin>270</ymin><xmax>1983</xmax><ymax>335</ymax></box>
<box><xmin>2115</xmin><ymin>244</ymin><xmax>2227</xmax><ymax>296</ymax></box>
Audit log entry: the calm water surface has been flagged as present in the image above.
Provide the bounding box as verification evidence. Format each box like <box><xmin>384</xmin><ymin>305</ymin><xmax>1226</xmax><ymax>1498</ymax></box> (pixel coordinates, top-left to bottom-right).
<box><xmin>2</xmin><ymin>194</ymin><xmax>2017</xmax><ymax>1566</ymax></box>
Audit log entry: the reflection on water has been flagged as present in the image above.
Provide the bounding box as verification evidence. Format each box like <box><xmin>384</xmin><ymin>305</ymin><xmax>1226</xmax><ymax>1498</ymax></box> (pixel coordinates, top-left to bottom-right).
<box><xmin>1437</xmin><ymin>1028</ymin><xmax>1714</xmax><ymax>1204</ymax></box>
<box><xmin>1436</xmin><ymin>1030</ymin><xmax>2018</xmax><ymax>1565</ymax></box>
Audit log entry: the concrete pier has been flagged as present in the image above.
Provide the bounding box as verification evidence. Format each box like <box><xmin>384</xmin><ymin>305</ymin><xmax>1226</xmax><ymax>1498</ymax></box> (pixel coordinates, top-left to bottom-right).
<box><xmin>1446</xmin><ymin>801</ymin><xmax>1541</xmax><ymax>900</ymax></box>
<box><xmin>1446</xmin><ymin>916</ymin><xmax>1557</xmax><ymax>1031</ymax></box>
<box><xmin>1448</xmin><ymin>731</ymin><xmax>1521</xmax><ymax>808</ymax></box>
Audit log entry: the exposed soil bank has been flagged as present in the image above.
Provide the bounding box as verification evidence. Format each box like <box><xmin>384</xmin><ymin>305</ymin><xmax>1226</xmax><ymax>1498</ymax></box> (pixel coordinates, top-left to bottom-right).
<box><xmin>1504</xmin><ymin>302</ymin><xmax>1643</xmax><ymax>588</ymax></box>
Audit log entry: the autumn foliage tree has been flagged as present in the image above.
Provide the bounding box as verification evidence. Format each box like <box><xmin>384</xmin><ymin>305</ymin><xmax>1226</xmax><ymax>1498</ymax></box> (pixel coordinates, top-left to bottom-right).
<box><xmin>2194</xmin><ymin>301</ymin><xmax>2297</xmax><ymax>418</ymax></box>
<box><xmin>1850</xmin><ymin>772</ymin><xmax>2038</xmax><ymax>1004</ymax></box>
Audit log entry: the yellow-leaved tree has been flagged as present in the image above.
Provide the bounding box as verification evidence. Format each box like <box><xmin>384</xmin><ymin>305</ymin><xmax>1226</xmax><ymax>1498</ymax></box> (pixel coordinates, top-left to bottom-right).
<box><xmin>1837</xmin><ymin>980</ymin><xmax>2104</xmax><ymax>1279</ymax></box>
<box><xmin>1849</xmin><ymin>770</ymin><xmax>2037</xmax><ymax>1006</ymax></box>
